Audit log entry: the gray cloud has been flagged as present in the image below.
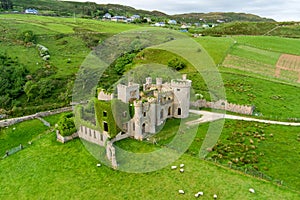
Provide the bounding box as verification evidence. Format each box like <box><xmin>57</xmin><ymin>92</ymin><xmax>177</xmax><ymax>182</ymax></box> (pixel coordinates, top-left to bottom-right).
<box><xmin>66</xmin><ymin>0</ymin><xmax>300</xmax><ymax>21</ymax></box>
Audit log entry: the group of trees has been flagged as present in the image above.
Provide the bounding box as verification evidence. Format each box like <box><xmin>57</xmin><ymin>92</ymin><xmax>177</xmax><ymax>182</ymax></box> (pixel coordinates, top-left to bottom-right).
<box><xmin>0</xmin><ymin>0</ymin><xmax>13</xmax><ymax>10</ymax></box>
<box><xmin>0</xmin><ymin>54</ymin><xmax>28</xmax><ymax>109</ymax></box>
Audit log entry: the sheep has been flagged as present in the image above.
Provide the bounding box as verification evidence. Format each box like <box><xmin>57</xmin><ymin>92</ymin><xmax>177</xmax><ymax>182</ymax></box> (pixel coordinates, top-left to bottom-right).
<box><xmin>178</xmin><ymin>190</ymin><xmax>185</xmax><ymax>194</ymax></box>
<box><xmin>249</xmin><ymin>188</ymin><xmax>255</xmax><ymax>193</ymax></box>
<box><xmin>195</xmin><ymin>191</ymin><xmax>204</xmax><ymax>197</ymax></box>
<box><xmin>213</xmin><ymin>194</ymin><xmax>218</xmax><ymax>199</ymax></box>
<box><xmin>96</xmin><ymin>163</ymin><xmax>101</xmax><ymax>167</ymax></box>
<box><xmin>171</xmin><ymin>166</ymin><xmax>177</xmax><ymax>170</ymax></box>
<box><xmin>180</xmin><ymin>168</ymin><xmax>184</xmax><ymax>173</ymax></box>
<box><xmin>180</xmin><ymin>164</ymin><xmax>185</xmax><ymax>168</ymax></box>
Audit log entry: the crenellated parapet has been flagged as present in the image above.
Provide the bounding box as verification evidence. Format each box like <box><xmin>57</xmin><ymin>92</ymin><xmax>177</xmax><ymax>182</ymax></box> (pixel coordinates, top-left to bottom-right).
<box><xmin>98</xmin><ymin>89</ymin><xmax>113</xmax><ymax>101</ymax></box>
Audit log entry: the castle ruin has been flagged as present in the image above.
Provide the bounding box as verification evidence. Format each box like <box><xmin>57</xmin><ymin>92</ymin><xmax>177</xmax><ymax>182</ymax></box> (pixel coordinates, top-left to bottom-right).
<box><xmin>77</xmin><ymin>74</ymin><xmax>192</xmax><ymax>168</ymax></box>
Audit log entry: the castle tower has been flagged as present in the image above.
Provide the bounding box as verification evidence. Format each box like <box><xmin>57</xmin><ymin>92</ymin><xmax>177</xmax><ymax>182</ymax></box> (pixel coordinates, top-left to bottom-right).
<box><xmin>132</xmin><ymin>101</ymin><xmax>143</xmax><ymax>140</ymax></box>
<box><xmin>156</xmin><ymin>78</ymin><xmax>163</xmax><ymax>91</ymax></box>
<box><xmin>171</xmin><ymin>74</ymin><xmax>192</xmax><ymax>118</ymax></box>
<box><xmin>143</xmin><ymin>77</ymin><xmax>152</xmax><ymax>91</ymax></box>
<box><xmin>117</xmin><ymin>82</ymin><xmax>140</xmax><ymax>103</ymax></box>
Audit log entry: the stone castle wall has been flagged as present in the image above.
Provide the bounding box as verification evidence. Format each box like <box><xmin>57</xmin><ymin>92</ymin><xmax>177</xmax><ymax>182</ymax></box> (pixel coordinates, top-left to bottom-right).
<box><xmin>191</xmin><ymin>99</ymin><xmax>254</xmax><ymax>115</ymax></box>
<box><xmin>78</xmin><ymin>126</ymin><xmax>107</xmax><ymax>146</ymax></box>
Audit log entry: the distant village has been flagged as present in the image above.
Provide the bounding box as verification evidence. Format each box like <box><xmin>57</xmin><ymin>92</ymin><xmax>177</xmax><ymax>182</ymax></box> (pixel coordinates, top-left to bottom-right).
<box><xmin>101</xmin><ymin>12</ymin><xmax>220</xmax><ymax>31</ymax></box>
<box><xmin>20</xmin><ymin>8</ymin><xmax>221</xmax><ymax>33</ymax></box>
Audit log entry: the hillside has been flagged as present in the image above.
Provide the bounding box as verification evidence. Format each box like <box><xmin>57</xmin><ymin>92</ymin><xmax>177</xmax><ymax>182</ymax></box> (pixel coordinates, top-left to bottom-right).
<box><xmin>195</xmin><ymin>21</ymin><xmax>300</xmax><ymax>38</ymax></box>
<box><xmin>172</xmin><ymin>12</ymin><xmax>275</xmax><ymax>23</ymax></box>
<box><xmin>10</xmin><ymin>0</ymin><xmax>168</xmax><ymax>18</ymax></box>
<box><xmin>0</xmin><ymin>14</ymin><xmax>139</xmax><ymax>116</ymax></box>
<box><xmin>9</xmin><ymin>0</ymin><xmax>274</xmax><ymax>23</ymax></box>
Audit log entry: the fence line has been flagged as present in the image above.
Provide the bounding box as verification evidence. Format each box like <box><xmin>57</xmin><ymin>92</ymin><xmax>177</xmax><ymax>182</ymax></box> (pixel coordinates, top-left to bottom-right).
<box><xmin>204</xmin><ymin>157</ymin><xmax>286</xmax><ymax>187</ymax></box>
<box><xmin>1</xmin><ymin>128</ymin><xmax>54</xmax><ymax>159</ymax></box>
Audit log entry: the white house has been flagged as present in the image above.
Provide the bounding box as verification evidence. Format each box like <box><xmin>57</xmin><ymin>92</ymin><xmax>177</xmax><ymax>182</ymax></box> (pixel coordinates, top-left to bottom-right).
<box><xmin>111</xmin><ymin>16</ymin><xmax>127</xmax><ymax>22</ymax></box>
<box><xmin>102</xmin><ymin>13</ymin><xmax>112</xmax><ymax>20</ymax></box>
<box><xmin>168</xmin><ymin>20</ymin><xmax>177</xmax><ymax>25</ymax></box>
<box><xmin>131</xmin><ymin>15</ymin><xmax>140</xmax><ymax>20</ymax></box>
<box><xmin>153</xmin><ymin>22</ymin><xmax>165</xmax><ymax>27</ymax></box>
<box><xmin>25</xmin><ymin>8</ymin><xmax>38</xmax><ymax>14</ymax></box>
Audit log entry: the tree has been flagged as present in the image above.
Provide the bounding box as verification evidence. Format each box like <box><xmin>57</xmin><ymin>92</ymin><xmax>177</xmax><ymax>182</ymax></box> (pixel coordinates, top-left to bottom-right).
<box><xmin>114</xmin><ymin>52</ymin><xmax>136</xmax><ymax>75</ymax></box>
<box><xmin>167</xmin><ymin>57</ymin><xmax>186</xmax><ymax>70</ymax></box>
<box><xmin>24</xmin><ymin>81</ymin><xmax>38</xmax><ymax>102</ymax></box>
<box><xmin>0</xmin><ymin>0</ymin><xmax>13</xmax><ymax>10</ymax></box>
<box><xmin>0</xmin><ymin>54</ymin><xmax>27</xmax><ymax>108</ymax></box>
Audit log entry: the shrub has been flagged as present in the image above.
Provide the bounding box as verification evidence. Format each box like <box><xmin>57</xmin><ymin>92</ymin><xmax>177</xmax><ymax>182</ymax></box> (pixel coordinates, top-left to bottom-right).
<box><xmin>56</xmin><ymin>113</ymin><xmax>76</xmax><ymax>136</ymax></box>
<box><xmin>167</xmin><ymin>57</ymin><xmax>186</xmax><ymax>70</ymax></box>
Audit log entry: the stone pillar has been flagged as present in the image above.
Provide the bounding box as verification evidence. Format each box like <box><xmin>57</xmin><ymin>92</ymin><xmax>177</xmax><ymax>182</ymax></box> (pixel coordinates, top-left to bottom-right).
<box><xmin>106</xmin><ymin>141</ymin><xmax>118</xmax><ymax>169</ymax></box>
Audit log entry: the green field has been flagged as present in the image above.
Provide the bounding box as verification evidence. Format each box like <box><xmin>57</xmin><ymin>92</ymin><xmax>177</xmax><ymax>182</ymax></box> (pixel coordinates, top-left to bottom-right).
<box><xmin>185</xmin><ymin>120</ymin><xmax>300</xmax><ymax>191</ymax></box>
<box><xmin>0</xmin><ymin>119</ymin><xmax>48</xmax><ymax>155</ymax></box>
<box><xmin>222</xmin><ymin>36</ymin><xmax>300</xmax><ymax>82</ymax></box>
<box><xmin>195</xmin><ymin>36</ymin><xmax>234</xmax><ymax>65</ymax></box>
<box><xmin>0</xmin><ymin>14</ymin><xmax>140</xmax><ymax>115</ymax></box>
<box><xmin>1</xmin><ymin>117</ymin><xmax>300</xmax><ymax>199</ymax></box>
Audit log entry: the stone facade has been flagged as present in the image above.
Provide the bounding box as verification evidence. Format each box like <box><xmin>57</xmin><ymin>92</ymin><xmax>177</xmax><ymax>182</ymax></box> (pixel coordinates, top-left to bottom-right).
<box><xmin>77</xmin><ymin>125</ymin><xmax>109</xmax><ymax>146</ymax></box>
<box><xmin>191</xmin><ymin>99</ymin><xmax>254</xmax><ymax>115</ymax></box>
<box><xmin>77</xmin><ymin>75</ymin><xmax>192</xmax><ymax>168</ymax></box>
<box><xmin>116</xmin><ymin>75</ymin><xmax>191</xmax><ymax>140</ymax></box>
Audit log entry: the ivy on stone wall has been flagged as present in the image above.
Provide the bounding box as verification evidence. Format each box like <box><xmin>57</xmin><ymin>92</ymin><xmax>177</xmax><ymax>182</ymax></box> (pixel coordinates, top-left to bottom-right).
<box><xmin>95</xmin><ymin>99</ymin><xmax>120</xmax><ymax>138</ymax></box>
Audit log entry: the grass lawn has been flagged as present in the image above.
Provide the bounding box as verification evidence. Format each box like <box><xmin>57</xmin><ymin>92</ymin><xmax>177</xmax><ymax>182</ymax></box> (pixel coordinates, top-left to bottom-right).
<box><xmin>0</xmin><ymin>119</ymin><xmax>48</xmax><ymax>155</ymax></box>
<box><xmin>222</xmin><ymin>36</ymin><xmax>300</xmax><ymax>83</ymax></box>
<box><xmin>1</xmin><ymin>129</ymin><xmax>299</xmax><ymax>199</ymax></box>
<box><xmin>43</xmin><ymin>112</ymin><xmax>73</xmax><ymax>126</ymax></box>
<box><xmin>194</xmin><ymin>36</ymin><xmax>234</xmax><ymax>65</ymax></box>
<box><xmin>232</xmin><ymin>36</ymin><xmax>300</xmax><ymax>55</ymax></box>
<box><xmin>185</xmin><ymin>119</ymin><xmax>300</xmax><ymax>191</ymax></box>
<box><xmin>220</xmin><ymin>72</ymin><xmax>300</xmax><ymax>120</ymax></box>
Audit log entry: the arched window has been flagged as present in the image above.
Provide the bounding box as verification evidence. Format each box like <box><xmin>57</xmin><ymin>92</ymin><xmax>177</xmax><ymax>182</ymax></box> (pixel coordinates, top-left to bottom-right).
<box><xmin>178</xmin><ymin>108</ymin><xmax>182</xmax><ymax>116</ymax></box>
<box><xmin>142</xmin><ymin>123</ymin><xmax>146</xmax><ymax>133</ymax></box>
<box><xmin>160</xmin><ymin>109</ymin><xmax>164</xmax><ymax>119</ymax></box>
<box><xmin>168</xmin><ymin>107</ymin><xmax>171</xmax><ymax>116</ymax></box>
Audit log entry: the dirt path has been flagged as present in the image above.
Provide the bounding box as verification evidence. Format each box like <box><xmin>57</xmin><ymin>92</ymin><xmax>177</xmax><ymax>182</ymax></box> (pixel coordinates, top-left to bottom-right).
<box><xmin>188</xmin><ymin>110</ymin><xmax>300</xmax><ymax>126</ymax></box>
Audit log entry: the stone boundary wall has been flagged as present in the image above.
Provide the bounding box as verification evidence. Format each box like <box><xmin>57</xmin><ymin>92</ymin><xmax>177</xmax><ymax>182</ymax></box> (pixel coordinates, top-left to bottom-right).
<box><xmin>191</xmin><ymin>99</ymin><xmax>254</xmax><ymax>115</ymax></box>
<box><xmin>56</xmin><ymin>130</ymin><xmax>79</xmax><ymax>143</ymax></box>
<box><xmin>37</xmin><ymin>117</ymin><xmax>51</xmax><ymax>127</ymax></box>
<box><xmin>111</xmin><ymin>132</ymin><xmax>130</xmax><ymax>143</ymax></box>
<box><xmin>0</xmin><ymin>107</ymin><xmax>72</xmax><ymax>128</ymax></box>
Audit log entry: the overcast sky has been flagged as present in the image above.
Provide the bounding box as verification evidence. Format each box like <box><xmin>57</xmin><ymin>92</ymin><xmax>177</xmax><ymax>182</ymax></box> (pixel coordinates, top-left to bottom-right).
<box><xmin>67</xmin><ymin>0</ymin><xmax>299</xmax><ymax>21</ymax></box>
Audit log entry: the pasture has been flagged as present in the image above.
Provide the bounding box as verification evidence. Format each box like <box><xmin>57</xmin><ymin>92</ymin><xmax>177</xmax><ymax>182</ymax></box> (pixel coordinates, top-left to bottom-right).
<box><xmin>0</xmin><ymin>116</ymin><xmax>300</xmax><ymax>199</ymax></box>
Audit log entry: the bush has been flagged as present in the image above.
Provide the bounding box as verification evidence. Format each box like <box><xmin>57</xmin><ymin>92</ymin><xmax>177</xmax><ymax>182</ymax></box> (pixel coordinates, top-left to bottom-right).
<box><xmin>167</xmin><ymin>57</ymin><xmax>186</xmax><ymax>70</ymax></box>
<box><xmin>20</xmin><ymin>30</ymin><xmax>36</xmax><ymax>43</ymax></box>
<box><xmin>56</xmin><ymin>113</ymin><xmax>76</xmax><ymax>136</ymax></box>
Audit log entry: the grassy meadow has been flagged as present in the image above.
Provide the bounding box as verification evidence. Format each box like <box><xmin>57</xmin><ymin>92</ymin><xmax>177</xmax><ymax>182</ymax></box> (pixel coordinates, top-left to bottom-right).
<box><xmin>1</xmin><ymin>13</ymin><xmax>300</xmax><ymax>199</ymax></box>
<box><xmin>1</xmin><ymin>115</ymin><xmax>300</xmax><ymax>199</ymax></box>
<box><xmin>0</xmin><ymin>14</ymin><xmax>140</xmax><ymax>115</ymax></box>
<box><xmin>0</xmin><ymin>115</ymin><xmax>300</xmax><ymax>199</ymax></box>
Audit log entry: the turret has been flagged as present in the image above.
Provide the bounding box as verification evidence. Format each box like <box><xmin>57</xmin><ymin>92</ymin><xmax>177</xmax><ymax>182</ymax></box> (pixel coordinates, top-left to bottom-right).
<box><xmin>171</xmin><ymin>74</ymin><xmax>191</xmax><ymax>118</ymax></box>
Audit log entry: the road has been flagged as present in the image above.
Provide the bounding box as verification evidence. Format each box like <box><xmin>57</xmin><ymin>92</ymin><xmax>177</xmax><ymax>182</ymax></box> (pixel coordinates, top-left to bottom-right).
<box><xmin>187</xmin><ymin>110</ymin><xmax>300</xmax><ymax>126</ymax></box>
